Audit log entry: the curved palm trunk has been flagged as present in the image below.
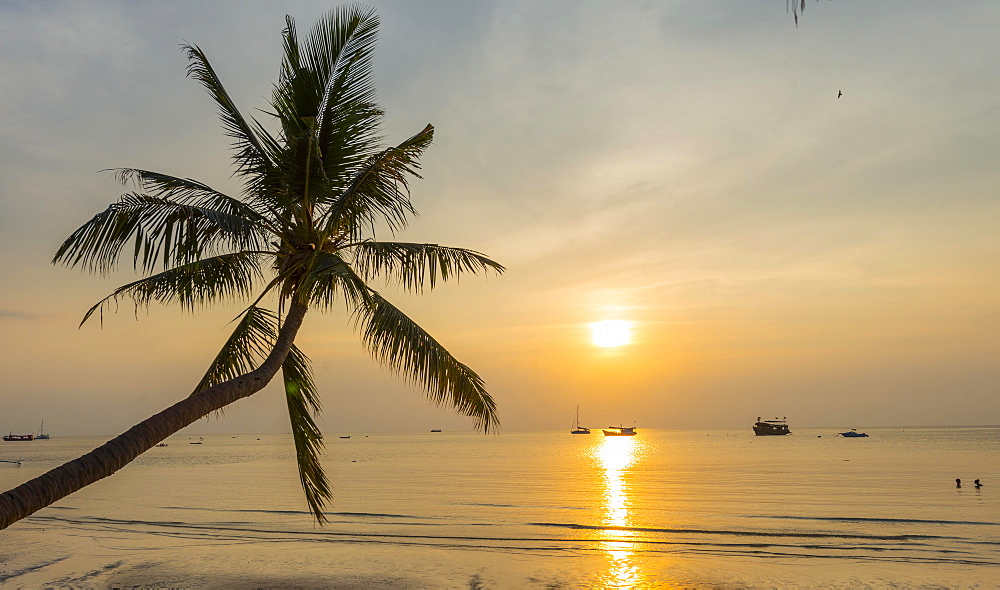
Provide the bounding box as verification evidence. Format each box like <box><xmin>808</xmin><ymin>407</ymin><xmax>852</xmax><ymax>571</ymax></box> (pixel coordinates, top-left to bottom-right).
<box><xmin>0</xmin><ymin>301</ymin><xmax>308</xmax><ymax>530</ymax></box>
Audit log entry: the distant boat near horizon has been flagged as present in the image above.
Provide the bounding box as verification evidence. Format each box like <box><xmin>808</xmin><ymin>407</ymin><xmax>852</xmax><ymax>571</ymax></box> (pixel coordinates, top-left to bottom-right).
<box><xmin>839</xmin><ymin>429</ymin><xmax>869</xmax><ymax>438</ymax></box>
<box><xmin>35</xmin><ymin>420</ymin><xmax>49</xmax><ymax>440</ymax></box>
<box><xmin>753</xmin><ymin>417</ymin><xmax>791</xmax><ymax>436</ymax></box>
<box><xmin>4</xmin><ymin>432</ymin><xmax>34</xmax><ymax>441</ymax></box>
<box><xmin>602</xmin><ymin>425</ymin><xmax>637</xmax><ymax>436</ymax></box>
<box><xmin>571</xmin><ymin>405</ymin><xmax>591</xmax><ymax>434</ymax></box>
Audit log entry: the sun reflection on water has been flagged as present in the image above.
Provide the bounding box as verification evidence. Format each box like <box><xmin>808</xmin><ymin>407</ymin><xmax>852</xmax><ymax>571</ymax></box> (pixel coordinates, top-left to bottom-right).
<box><xmin>594</xmin><ymin>435</ymin><xmax>643</xmax><ymax>587</ymax></box>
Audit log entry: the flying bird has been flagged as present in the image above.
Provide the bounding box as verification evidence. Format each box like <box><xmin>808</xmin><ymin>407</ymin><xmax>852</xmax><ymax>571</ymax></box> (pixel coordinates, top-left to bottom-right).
<box><xmin>837</xmin><ymin>90</ymin><xmax>842</xmax><ymax>98</ymax></box>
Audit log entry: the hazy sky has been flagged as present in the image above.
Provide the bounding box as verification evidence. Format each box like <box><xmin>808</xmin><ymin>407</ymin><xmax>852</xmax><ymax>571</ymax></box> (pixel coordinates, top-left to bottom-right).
<box><xmin>1</xmin><ymin>1</ymin><xmax>998</xmax><ymax>436</ymax></box>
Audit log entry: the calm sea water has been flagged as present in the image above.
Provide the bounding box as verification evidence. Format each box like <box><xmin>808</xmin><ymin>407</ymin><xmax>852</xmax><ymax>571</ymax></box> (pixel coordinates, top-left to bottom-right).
<box><xmin>1</xmin><ymin>427</ymin><xmax>997</xmax><ymax>588</ymax></box>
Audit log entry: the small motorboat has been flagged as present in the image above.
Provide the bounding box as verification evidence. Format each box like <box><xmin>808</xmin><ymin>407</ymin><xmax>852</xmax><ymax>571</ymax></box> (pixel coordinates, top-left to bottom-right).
<box><xmin>839</xmin><ymin>429</ymin><xmax>868</xmax><ymax>438</ymax></box>
<box><xmin>602</xmin><ymin>425</ymin><xmax>637</xmax><ymax>436</ymax></box>
<box><xmin>430</xmin><ymin>429</ymin><xmax>442</xmax><ymax>432</ymax></box>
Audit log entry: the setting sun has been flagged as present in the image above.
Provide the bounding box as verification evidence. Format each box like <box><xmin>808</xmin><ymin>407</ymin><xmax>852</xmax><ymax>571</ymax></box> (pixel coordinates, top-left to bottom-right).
<box><xmin>591</xmin><ymin>320</ymin><xmax>632</xmax><ymax>348</ymax></box>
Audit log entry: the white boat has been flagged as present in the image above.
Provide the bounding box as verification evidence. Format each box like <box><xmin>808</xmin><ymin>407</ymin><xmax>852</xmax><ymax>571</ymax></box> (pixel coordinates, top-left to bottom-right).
<box><xmin>602</xmin><ymin>425</ymin><xmax>637</xmax><ymax>436</ymax></box>
<box><xmin>36</xmin><ymin>420</ymin><xmax>50</xmax><ymax>440</ymax></box>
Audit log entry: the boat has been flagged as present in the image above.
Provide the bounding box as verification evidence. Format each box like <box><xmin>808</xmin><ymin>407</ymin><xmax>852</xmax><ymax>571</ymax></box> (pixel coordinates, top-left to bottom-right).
<box><xmin>36</xmin><ymin>421</ymin><xmax>50</xmax><ymax>440</ymax></box>
<box><xmin>3</xmin><ymin>433</ymin><xmax>34</xmax><ymax>441</ymax></box>
<box><xmin>839</xmin><ymin>429</ymin><xmax>868</xmax><ymax>438</ymax></box>
<box><xmin>570</xmin><ymin>405</ymin><xmax>590</xmax><ymax>434</ymax></box>
<box><xmin>155</xmin><ymin>443</ymin><xmax>169</xmax><ymax>447</ymax></box>
<box><xmin>430</xmin><ymin>429</ymin><xmax>442</xmax><ymax>432</ymax></box>
<box><xmin>339</xmin><ymin>436</ymin><xmax>351</xmax><ymax>439</ymax></box>
<box><xmin>753</xmin><ymin>417</ymin><xmax>791</xmax><ymax>436</ymax></box>
<box><xmin>602</xmin><ymin>425</ymin><xmax>637</xmax><ymax>436</ymax></box>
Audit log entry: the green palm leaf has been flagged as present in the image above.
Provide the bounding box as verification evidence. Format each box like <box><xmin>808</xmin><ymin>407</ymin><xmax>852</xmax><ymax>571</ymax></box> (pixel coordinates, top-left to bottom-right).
<box><xmin>276</xmin><ymin>9</ymin><xmax>381</xmax><ymax>172</ymax></box>
<box><xmin>111</xmin><ymin>168</ymin><xmax>276</xmax><ymax>233</ymax></box>
<box><xmin>270</xmin><ymin>8</ymin><xmax>382</xmax><ymax>215</ymax></box>
<box><xmin>321</xmin><ymin>123</ymin><xmax>434</xmax><ymax>240</ymax></box>
<box><xmin>80</xmin><ymin>252</ymin><xmax>263</xmax><ymax>327</ymax></box>
<box><xmin>53</xmin><ymin>192</ymin><xmax>265</xmax><ymax>274</ymax></box>
<box><xmin>348</xmin><ymin>241</ymin><xmax>504</xmax><ymax>292</ymax></box>
<box><xmin>183</xmin><ymin>44</ymin><xmax>274</xmax><ymax>181</ymax></box>
<box><xmin>191</xmin><ymin>305</ymin><xmax>279</xmax><ymax>395</ymax></box>
<box><xmin>309</xmin><ymin>7</ymin><xmax>382</xmax><ymax>188</ymax></box>
<box><xmin>297</xmin><ymin>250</ymin><xmax>373</xmax><ymax>311</ymax></box>
<box><xmin>353</xmin><ymin>291</ymin><xmax>499</xmax><ymax>433</ymax></box>
<box><xmin>282</xmin><ymin>344</ymin><xmax>330</xmax><ymax>523</ymax></box>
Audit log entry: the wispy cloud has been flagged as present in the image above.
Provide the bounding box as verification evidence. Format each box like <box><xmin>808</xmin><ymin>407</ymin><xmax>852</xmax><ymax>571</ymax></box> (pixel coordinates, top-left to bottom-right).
<box><xmin>0</xmin><ymin>309</ymin><xmax>36</xmax><ymax>321</ymax></box>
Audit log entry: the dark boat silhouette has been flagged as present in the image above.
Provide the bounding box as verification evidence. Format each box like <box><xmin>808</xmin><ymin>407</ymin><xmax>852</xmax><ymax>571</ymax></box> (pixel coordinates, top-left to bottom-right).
<box><xmin>570</xmin><ymin>405</ymin><xmax>590</xmax><ymax>434</ymax></box>
<box><xmin>839</xmin><ymin>429</ymin><xmax>868</xmax><ymax>438</ymax></box>
<box><xmin>3</xmin><ymin>432</ymin><xmax>34</xmax><ymax>442</ymax></box>
<box><xmin>753</xmin><ymin>417</ymin><xmax>791</xmax><ymax>436</ymax></box>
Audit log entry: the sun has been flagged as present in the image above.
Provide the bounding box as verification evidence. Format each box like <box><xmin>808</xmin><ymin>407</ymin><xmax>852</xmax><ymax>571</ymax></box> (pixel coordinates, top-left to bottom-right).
<box><xmin>591</xmin><ymin>320</ymin><xmax>632</xmax><ymax>348</ymax></box>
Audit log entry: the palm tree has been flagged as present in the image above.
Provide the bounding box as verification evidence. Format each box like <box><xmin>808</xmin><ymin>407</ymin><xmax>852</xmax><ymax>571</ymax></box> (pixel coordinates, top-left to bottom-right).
<box><xmin>0</xmin><ymin>6</ymin><xmax>502</xmax><ymax>530</ymax></box>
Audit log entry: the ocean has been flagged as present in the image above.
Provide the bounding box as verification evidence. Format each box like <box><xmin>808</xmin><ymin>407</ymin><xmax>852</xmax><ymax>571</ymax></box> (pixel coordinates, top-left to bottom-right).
<box><xmin>1</xmin><ymin>427</ymin><xmax>997</xmax><ymax>588</ymax></box>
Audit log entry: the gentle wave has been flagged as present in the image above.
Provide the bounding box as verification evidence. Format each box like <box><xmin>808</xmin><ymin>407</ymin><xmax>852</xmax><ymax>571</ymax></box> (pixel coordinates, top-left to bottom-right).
<box><xmin>162</xmin><ymin>506</ymin><xmax>436</xmax><ymax>519</ymax></box>
<box><xmin>745</xmin><ymin>514</ymin><xmax>999</xmax><ymax>526</ymax></box>
<box><xmin>25</xmin><ymin>514</ymin><xmax>1000</xmax><ymax>567</ymax></box>
<box><xmin>0</xmin><ymin>557</ymin><xmax>69</xmax><ymax>583</ymax></box>
<box><xmin>530</xmin><ymin>521</ymin><xmax>953</xmax><ymax>541</ymax></box>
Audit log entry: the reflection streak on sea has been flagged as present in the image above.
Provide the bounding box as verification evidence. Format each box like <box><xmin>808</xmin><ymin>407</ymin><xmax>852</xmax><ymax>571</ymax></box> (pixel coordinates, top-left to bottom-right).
<box><xmin>594</xmin><ymin>435</ymin><xmax>644</xmax><ymax>588</ymax></box>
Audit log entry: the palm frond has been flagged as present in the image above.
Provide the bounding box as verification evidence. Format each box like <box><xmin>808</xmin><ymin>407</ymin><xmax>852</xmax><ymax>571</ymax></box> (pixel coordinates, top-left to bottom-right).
<box><xmin>191</xmin><ymin>306</ymin><xmax>278</xmax><ymax>395</ymax></box>
<box><xmin>306</xmin><ymin>6</ymin><xmax>378</xmax><ymax>113</ymax></box>
<box><xmin>53</xmin><ymin>192</ymin><xmax>266</xmax><ymax>275</ymax></box>
<box><xmin>264</xmin><ymin>118</ymin><xmax>334</xmax><ymax>220</ymax></box>
<box><xmin>297</xmin><ymin>250</ymin><xmax>373</xmax><ymax>311</ymax></box>
<box><xmin>79</xmin><ymin>252</ymin><xmax>264</xmax><ymax>326</ymax></box>
<box><xmin>321</xmin><ymin>124</ymin><xmax>434</xmax><ymax>240</ymax></box>
<box><xmin>309</xmin><ymin>7</ymin><xmax>382</xmax><ymax>187</ymax></box>
<box><xmin>348</xmin><ymin>241</ymin><xmax>504</xmax><ymax>292</ymax></box>
<box><xmin>282</xmin><ymin>344</ymin><xmax>330</xmax><ymax>523</ymax></box>
<box><xmin>270</xmin><ymin>9</ymin><xmax>382</xmax><ymax>213</ymax></box>
<box><xmin>353</xmin><ymin>290</ymin><xmax>499</xmax><ymax>432</ymax></box>
<box><xmin>110</xmin><ymin>168</ymin><xmax>276</xmax><ymax>233</ymax></box>
<box><xmin>183</xmin><ymin>43</ymin><xmax>274</xmax><ymax>180</ymax></box>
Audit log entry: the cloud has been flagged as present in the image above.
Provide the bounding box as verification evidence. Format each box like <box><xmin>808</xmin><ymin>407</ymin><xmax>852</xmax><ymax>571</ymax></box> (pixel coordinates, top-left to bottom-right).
<box><xmin>0</xmin><ymin>309</ymin><xmax>35</xmax><ymax>321</ymax></box>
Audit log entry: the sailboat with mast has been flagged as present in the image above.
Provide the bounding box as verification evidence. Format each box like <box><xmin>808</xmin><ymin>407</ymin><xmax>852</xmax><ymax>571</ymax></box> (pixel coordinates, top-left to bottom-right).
<box><xmin>570</xmin><ymin>406</ymin><xmax>590</xmax><ymax>434</ymax></box>
<box><xmin>36</xmin><ymin>420</ymin><xmax>50</xmax><ymax>440</ymax></box>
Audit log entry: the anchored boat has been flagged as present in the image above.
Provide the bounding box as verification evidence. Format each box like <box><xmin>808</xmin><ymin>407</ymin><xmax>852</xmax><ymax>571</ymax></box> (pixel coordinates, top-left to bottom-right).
<box><xmin>570</xmin><ymin>405</ymin><xmax>590</xmax><ymax>434</ymax></box>
<box><xmin>3</xmin><ymin>432</ymin><xmax>34</xmax><ymax>442</ymax></box>
<box><xmin>839</xmin><ymin>429</ymin><xmax>868</xmax><ymax>438</ymax></box>
<box><xmin>602</xmin><ymin>425</ymin><xmax>637</xmax><ymax>436</ymax></box>
<box><xmin>753</xmin><ymin>417</ymin><xmax>791</xmax><ymax>436</ymax></box>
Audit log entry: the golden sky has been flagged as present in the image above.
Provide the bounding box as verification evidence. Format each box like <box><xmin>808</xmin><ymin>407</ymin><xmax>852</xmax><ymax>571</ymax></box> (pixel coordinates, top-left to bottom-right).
<box><xmin>1</xmin><ymin>1</ymin><xmax>998</xmax><ymax>435</ymax></box>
